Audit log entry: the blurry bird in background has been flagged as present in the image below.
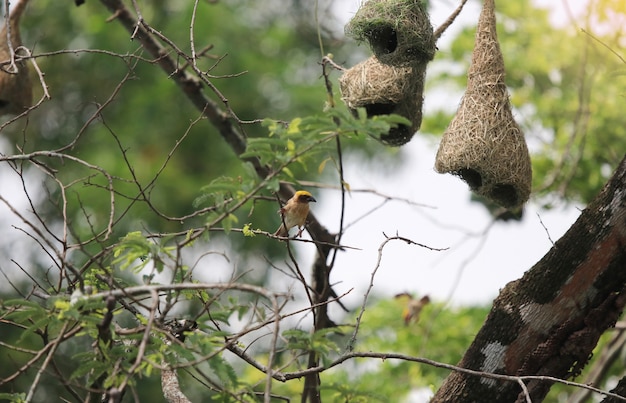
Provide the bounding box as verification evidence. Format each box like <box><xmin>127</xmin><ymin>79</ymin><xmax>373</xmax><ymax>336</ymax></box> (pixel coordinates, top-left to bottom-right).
<box><xmin>274</xmin><ymin>190</ymin><xmax>316</xmax><ymax>238</ymax></box>
<box><xmin>395</xmin><ymin>293</ymin><xmax>430</xmax><ymax>326</ymax></box>
<box><xmin>0</xmin><ymin>0</ymin><xmax>33</xmax><ymax>117</ymax></box>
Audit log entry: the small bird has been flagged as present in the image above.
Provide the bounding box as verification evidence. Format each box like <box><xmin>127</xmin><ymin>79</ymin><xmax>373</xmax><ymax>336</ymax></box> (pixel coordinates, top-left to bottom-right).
<box><xmin>274</xmin><ymin>190</ymin><xmax>316</xmax><ymax>238</ymax></box>
<box><xmin>395</xmin><ymin>293</ymin><xmax>430</xmax><ymax>326</ymax></box>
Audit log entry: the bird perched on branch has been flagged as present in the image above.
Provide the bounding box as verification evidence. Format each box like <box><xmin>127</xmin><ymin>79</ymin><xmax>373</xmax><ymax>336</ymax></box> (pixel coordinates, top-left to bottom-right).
<box><xmin>274</xmin><ymin>190</ymin><xmax>316</xmax><ymax>238</ymax></box>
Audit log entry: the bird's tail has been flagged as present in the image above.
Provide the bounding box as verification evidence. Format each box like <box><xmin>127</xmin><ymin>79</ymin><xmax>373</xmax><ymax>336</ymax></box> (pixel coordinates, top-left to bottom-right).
<box><xmin>274</xmin><ymin>224</ymin><xmax>288</xmax><ymax>237</ymax></box>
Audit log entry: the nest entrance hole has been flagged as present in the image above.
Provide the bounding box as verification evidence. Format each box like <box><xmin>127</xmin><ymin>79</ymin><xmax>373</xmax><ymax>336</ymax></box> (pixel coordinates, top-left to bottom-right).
<box><xmin>364</xmin><ymin>102</ymin><xmax>396</xmax><ymax>116</ymax></box>
<box><xmin>369</xmin><ymin>25</ymin><xmax>398</xmax><ymax>55</ymax></box>
<box><xmin>382</xmin><ymin>125</ymin><xmax>412</xmax><ymax>145</ymax></box>
<box><xmin>489</xmin><ymin>184</ymin><xmax>519</xmax><ymax>208</ymax></box>
<box><xmin>457</xmin><ymin>168</ymin><xmax>482</xmax><ymax>189</ymax></box>
<box><xmin>455</xmin><ymin>169</ymin><xmax>521</xmax><ymax>208</ymax></box>
<box><xmin>362</xmin><ymin>102</ymin><xmax>412</xmax><ymax>145</ymax></box>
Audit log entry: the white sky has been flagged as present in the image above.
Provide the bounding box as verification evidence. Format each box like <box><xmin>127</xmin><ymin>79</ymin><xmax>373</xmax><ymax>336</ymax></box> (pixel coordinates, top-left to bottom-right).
<box><xmin>297</xmin><ymin>136</ymin><xmax>581</xmax><ymax>310</ymax></box>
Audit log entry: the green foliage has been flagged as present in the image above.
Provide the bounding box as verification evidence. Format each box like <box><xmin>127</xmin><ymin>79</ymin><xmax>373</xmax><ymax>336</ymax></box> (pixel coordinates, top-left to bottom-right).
<box><xmin>0</xmin><ymin>393</ymin><xmax>26</xmax><ymax>403</ymax></box>
<box><xmin>283</xmin><ymin>327</ymin><xmax>343</xmax><ymax>366</ymax></box>
<box><xmin>2</xmin><ymin>289</ymin><xmax>256</xmax><ymax>399</ymax></box>
<box><xmin>111</xmin><ymin>231</ymin><xmax>181</xmax><ymax>277</ymax></box>
<box><xmin>242</xmin><ymin>109</ymin><xmax>409</xmax><ymax>173</ymax></box>
<box><xmin>326</xmin><ymin>298</ymin><xmax>489</xmax><ymax>401</ymax></box>
<box><xmin>240</xmin><ymin>298</ymin><xmax>489</xmax><ymax>401</ymax></box>
<box><xmin>190</xmin><ymin>107</ymin><xmax>410</xmax><ymax>237</ymax></box>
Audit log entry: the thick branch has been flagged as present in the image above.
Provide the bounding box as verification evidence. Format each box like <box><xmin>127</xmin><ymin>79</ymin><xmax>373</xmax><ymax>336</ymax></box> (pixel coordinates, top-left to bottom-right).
<box><xmin>432</xmin><ymin>156</ymin><xmax>626</xmax><ymax>402</ymax></box>
<box><xmin>97</xmin><ymin>0</ymin><xmax>334</xmax><ymax>241</ymax></box>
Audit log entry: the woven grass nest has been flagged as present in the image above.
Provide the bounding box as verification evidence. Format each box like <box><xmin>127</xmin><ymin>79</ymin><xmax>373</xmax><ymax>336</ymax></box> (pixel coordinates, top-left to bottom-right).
<box><xmin>345</xmin><ymin>0</ymin><xmax>436</xmax><ymax>66</ymax></box>
<box><xmin>434</xmin><ymin>0</ymin><xmax>532</xmax><ymax>208</ymax></box>
<box><xmin>339</xmin><ymin>56</ymin><xmax>427</xmax><ymax>146</ymax></box>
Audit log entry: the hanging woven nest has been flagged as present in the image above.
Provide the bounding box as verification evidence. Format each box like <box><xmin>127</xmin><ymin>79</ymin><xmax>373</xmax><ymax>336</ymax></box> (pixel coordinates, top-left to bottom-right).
<box><xmin>345</xmin><ymin>0</ymin><xmax>436</xmax><ymax>66</ymax></box>
<box><xmin>0</xmin><ymin>0</ymin><xmax>32</xmax><ymax>117</ymax></box>
<box><xmin>434</xmin><ymin>0</ymin><xmax>532</xmax><ymax>208</ymax></box>
<box><xmin>339</xmin><ymin>56</ymin><xmax>427</xmax><ymax>146</ymax></box>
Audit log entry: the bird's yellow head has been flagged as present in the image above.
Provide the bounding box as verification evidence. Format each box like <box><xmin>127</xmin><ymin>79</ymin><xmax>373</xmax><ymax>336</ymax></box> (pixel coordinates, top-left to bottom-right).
<box><xmin>295</xmin><ymin>190</ymin><xmax>316</xmax><ymax>203</ymax></box>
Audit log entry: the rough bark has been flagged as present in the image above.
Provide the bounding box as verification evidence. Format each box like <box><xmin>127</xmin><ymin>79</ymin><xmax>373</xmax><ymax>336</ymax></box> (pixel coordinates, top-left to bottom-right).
<box><xmin>432</xmin><ymin>155</ymin><xmax>626</xmax><ymax>402</ymax></box>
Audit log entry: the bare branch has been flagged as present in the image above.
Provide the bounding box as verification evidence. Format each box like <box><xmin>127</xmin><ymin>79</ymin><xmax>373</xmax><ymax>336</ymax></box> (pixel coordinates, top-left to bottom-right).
<box><xmin>434</xmin><ymin>0</ymin><xmax>469</xmax><ymax>40</ymax></box>
<box><xmin>349</xmin><ymin>234</ymin><xmax>448</xmax><ymax>351</ymax></box>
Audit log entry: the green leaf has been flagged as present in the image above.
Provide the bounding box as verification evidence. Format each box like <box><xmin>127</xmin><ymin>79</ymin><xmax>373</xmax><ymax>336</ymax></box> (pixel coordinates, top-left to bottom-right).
<box><xmin>70</xmin><ymin>357</ymin><xmax>109</xmax><ymax>381</ymax></box>
<box><xmin>266</xmin><ymin>177</ymin><xmax>280</xmax><ymax>192</ymax></box>
<box><xmin>373</xmin><ymin>114</ymin><xmax>412</xmax><ymax>127</ymax></box>
<box><xmin>198</xmin><ymin>176</ymin><xmax>240</xmax><ymax>198</ymax></box>
<box><xmin>318</xmin><ymin>157</ymin><xmax>332</xmax><ymax>174</ymax></box>
<box><xmin>0</xmin><ymin>393</ymin><xmax>26</xmax><ymax>403</ymax></box>
<box><xmin>3</xmin><ymin>298</ymin><xmax>45</xmax><ymax>309</ymax></box>
<box><xmin>283</xmin><ymin>328</ymin><xmax>312</xmax><ymax>350</ymax></box>
<box><xmin>282</xmin><ymin>166</ymin><xmax>295</xmax><ymax>179</ymax></box>
<box><xmin>112</xmin><ymin>232</ymin><xmax>153</xmax><ymax>272</ymax></box>
<box><xmin>3</xmin><ymin>299</ymin><xmax>47</xmax><ymax>324</ymax></box>
<box><xmin>287</xmin><ymin>117</ymin><xmax>302</xmax><ymax>135</ymax></box>
<box><xmin>242</xmin><ymin>223</ymin><xmax>256</xmax><ymax>237</ymax></box>
<box><xmin>222</xmin><ymin>213</ymin><xmax>238</xmax><ymax>234</ymax></box>
<box><xmin>208</xmin><ymin>354</ymin><xmax>238</xmax><ymax>387</ymax></box>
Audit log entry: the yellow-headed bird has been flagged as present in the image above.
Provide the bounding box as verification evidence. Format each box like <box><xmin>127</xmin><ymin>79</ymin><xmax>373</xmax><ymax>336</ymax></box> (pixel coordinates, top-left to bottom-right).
<box><xmin>274</xmin><ymin>190</ymin><xmax>316</xmax><ymax>238</ymax></box>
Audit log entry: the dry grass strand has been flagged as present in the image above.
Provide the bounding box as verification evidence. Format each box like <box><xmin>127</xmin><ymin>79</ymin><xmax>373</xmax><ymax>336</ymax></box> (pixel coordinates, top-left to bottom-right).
<box><xmin>345</xmin><ymin>0</ymin><xmax>436</xmax><ymax>66</ymax></box>
<box><xmin>339</xmin><ymin>56</ymin><xmax>428</xmax><ymax>146</ymax></box>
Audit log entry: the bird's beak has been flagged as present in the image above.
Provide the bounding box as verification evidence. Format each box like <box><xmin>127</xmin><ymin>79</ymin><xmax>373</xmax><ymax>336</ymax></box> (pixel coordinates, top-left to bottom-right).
<box><xmin>309</xmin><ymin>196</ymin><xmax>317</xmax><ymax>203</ymax></box>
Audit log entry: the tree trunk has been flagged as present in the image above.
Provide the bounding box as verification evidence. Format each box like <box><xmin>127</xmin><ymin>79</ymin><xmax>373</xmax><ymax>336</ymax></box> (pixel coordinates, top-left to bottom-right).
<box><xmin>432</xmin><ymin>155</ymin><xmax>626</xmax><ymax>402</ymax></box>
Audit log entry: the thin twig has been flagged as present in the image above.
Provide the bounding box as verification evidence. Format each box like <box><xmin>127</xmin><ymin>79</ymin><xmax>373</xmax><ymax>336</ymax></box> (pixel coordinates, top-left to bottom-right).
<box><xmin>115</xmin><ymin>289</ymin><xmax>159</xmax><ymax>396</ymax></box>
<box><xmin>25</xmin><ymin>322</ymin><xmax>71</xmax><ymax>403</ymax></box>
<box><xmin>264</xmin><ymin>292</ymin><xmax>280</xmax><ymax>402</ymax></box>
<box><xmin>434</xmin><ymin>0</ymin><xmax>469</xmax><ymax>41</ymax></box>
<box><xmin>348</xmin><ymin>234</ymin><xmax>447</xmax><ymax>351</ymax></box>
<box><xmin>536</xmin><ymin>212</ymin><xmax>555</xmax><ymax>246</ymax></box>
<box><xmin>285</xmin><ymin>351</ymin><xmax>626</xmax><ymax>401</ymax></box>
<box><xmin>189</xmin><ymin>0</ymin><xmax>200</xmax><ymax>66</ymax></box>
<box><xmin>581</xmin><ymin>28</ymin><xmax>626</xmax><ymax>65</ymax></box>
